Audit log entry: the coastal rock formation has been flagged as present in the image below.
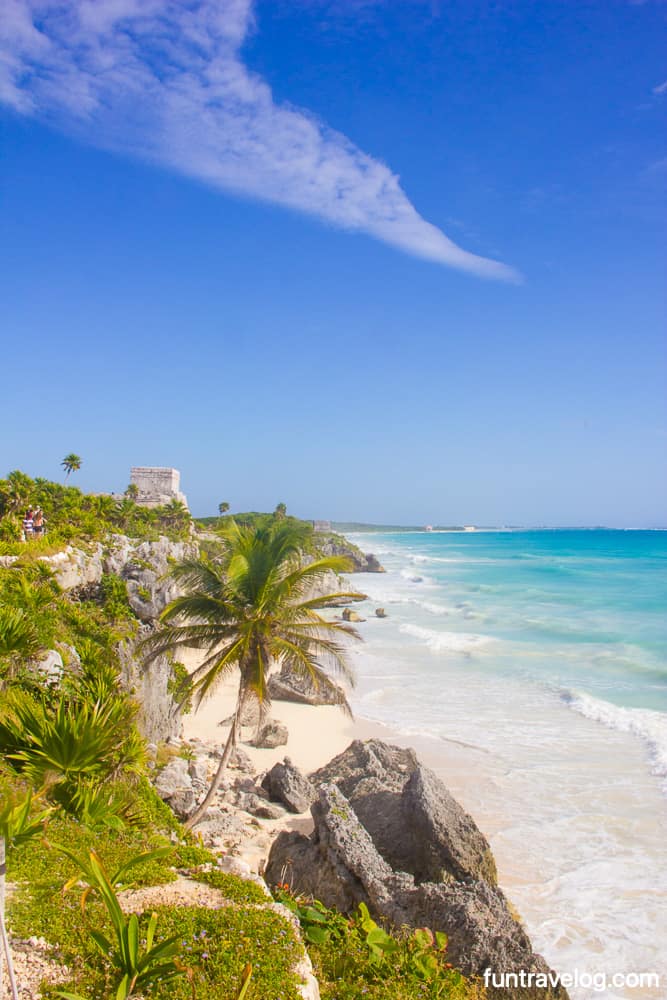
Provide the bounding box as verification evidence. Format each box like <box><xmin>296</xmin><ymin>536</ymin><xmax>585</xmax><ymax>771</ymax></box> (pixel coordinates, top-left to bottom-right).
<box><xmin>104</xmin><ymin>534</ymin><xmax>197</xmax><ymax>621</ymax></box>
<box><xmin>311</xmin><ymin>739</ymin><xmax>497</xmax><ymax>885</ymax></box>
<box><xmin>266</xmin><ymin>781</ymin><xmax>566</xmax><ymax>1000</ymax></box>
<box><xmin>39</xmin><ymin>543</ymin><xmax>105</xmax><ymax>590</ymax></box>
<box><xmin>31</xmin><ymin>534</ymin><xmax>197</xmax><ymax>619</ymax></box>
<box><xmin>262</xmin><ymin>758</ymin><xmax>317</xmax><ymax>814</ymax></box>
<box><xmin>118</xmin><ymin>630</ymin><xmax>182</xmax><ymax>743</ymax></box>
<box><xmin>268</xmin><ymin>664</ymin><xmax>348</xmax><ymax>708</ymax></box>
<box><xmin>315</xmin><ymin>536</ymin><xmax>385</xmax><ymax>573</ymax></box>
<box><xmin>266</xmin><ymin>742</ymin><xmax>566</xmax><ymax>1000</ymax></box>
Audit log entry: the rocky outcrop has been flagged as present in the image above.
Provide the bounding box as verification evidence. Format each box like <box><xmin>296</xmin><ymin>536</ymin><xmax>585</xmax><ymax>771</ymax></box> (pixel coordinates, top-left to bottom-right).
<box><xmin>315</xmin><ymin>536</ymin><xmax>385</xmax><ymax>574</ymax></box>
<box><xmin>268</xmin><ymin>665</ymin><xmax>348</xmax><ymax>708</ymax></box>
<box><xmin>118</xmin><ymin>630</ymin><xmax>182</xmax><ymax>744</ymax></box>
<box><xmin>261</xmin><ymin>758</ymin><xmax>317</xmax><ymax>814</ymax></box>
<box><xmin>28</xmin><ymin>535</ymin><xmax>196</xmax><ymax>620</ymax></box>
<box><xmin>39</xmin><ymin>543</ymin><xmax>105</xmax><ymax>590</ymax></box>
<box><xmin>104</xmin><ymin>534</ymin><xmax>198</xmax><ymax>621</ymax></box>
<box><xmin>266</xmin><ymin>780</ymin><xmax>566</xmax><ymax>1000</ymax></box>
<box><xmin>23</xmin><ymin>534</ymin><xmax>199</xmax><ymax>743</ymax></box>
<box><xmin>311</xmin><ymin>739</ymin><xmax>497</xmax><ymax>885</ymax></box>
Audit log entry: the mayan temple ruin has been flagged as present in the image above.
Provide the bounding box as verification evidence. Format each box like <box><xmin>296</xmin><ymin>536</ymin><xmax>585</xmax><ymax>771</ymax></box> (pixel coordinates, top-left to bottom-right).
<box><xmin>130</xmin><ymin>467</ymin><xmax>189</xmax><ymax>509</ymax></box>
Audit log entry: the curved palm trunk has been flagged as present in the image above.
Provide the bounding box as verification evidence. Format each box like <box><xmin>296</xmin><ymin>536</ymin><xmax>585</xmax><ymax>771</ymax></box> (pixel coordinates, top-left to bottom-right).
<box><xmin>183</xmin><ymin>704</ymin><xmax>240</xmax><ymax>832</ymax></box>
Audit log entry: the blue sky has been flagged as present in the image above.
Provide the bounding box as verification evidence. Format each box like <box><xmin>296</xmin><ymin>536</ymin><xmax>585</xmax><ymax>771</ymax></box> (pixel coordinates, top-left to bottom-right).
<box><xmin>1</xmin><ymin>0</ymin><xmax>665</xmax><ymax>526</ymax></box>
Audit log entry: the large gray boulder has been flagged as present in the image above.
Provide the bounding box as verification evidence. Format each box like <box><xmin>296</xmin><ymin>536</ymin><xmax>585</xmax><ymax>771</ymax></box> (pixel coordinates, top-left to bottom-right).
<box><xmin>251</xmin><ymin>719</ymin><xmax>288</xmax><ymax>749</ymax></box>
<box><xmin>268</xmin><ymin>665</ymin><xmax>348</xmax><ymax>707</ymax></box>
<box><xmin>266</xmin><ymin>784</ymin><xmax>566</xmax><ymax>1000</ymax></box>
<box><xmin>402</xmin><ymin>765</ymin><xmax>497</xmax><ymax>885</ymax></box>
<box><xmin>312</xmin><ymin>739</ymin><xmax>496</xmax><ymax>885</ymax></box>
<box><xmin>261</xmin><ymin>758</ymin><xmax>317</xmax><ymax>814</ymax></box>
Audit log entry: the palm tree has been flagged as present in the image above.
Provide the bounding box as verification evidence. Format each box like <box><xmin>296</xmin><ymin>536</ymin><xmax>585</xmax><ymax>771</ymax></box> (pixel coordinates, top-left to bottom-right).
<box><xmin>61</xmin><ymin>453</ymin><xmax>82</xmax><ymax>482</ymax></box>
<box><xmin>141</xmin><ymin>519</ymin><xmax>363</xmax><ymax>829</ymax></box>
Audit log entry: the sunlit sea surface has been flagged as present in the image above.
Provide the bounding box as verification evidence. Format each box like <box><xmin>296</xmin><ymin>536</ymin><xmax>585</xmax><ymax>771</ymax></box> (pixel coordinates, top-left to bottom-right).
<box><xmin>344</xmin><ymin>529</ymin><xmax>667</xmax><ymax>1000</ymax></box>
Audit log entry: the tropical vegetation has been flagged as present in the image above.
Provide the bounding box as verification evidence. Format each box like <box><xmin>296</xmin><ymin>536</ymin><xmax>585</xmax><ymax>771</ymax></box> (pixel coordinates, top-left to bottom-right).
<box><xmin>0</xmin><ymin>469</ymin><xmax>192</xmax><ymax>550</ymax></box>
<box><xmin>0</xmin><ymin>469</ymin><xmax>483</xmax><ymax>1000</ymax></box>
<box><xmin>141</xmin><ymin>517</ymin><xmax>363</xmax><ymax>828</ymax></box>
<box><xmin>274</xmin><ymin>888</ymin><xmax>484</xmax><ymax>1000</ymax></box>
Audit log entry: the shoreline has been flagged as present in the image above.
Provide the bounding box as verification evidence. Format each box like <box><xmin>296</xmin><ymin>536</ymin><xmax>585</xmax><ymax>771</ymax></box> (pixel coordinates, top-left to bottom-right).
<box><xmin>180</xmin><ymin>527</ymin><xmax>667</xmax><ymax>1000</ymax></box>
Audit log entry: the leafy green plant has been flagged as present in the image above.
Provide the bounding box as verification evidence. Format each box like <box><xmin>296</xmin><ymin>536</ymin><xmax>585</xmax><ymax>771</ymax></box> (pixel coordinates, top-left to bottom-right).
<box><xmin>191</xmin><ymin>868</ymin><xmax>268</xmax><ymax>905</ymax></box>
<box><xmin>167</xmin><ymin>659</ymin><xmax>193</xmax><ymax>714</ymax></box>
<box><xmin>54</xmin><ymin>849</ymin><xmax>187</xmax><ymax>1000</ymax></box>
<box><xmin>357</xmin><ymin>901</ymin><xmax>399</xmax><ymax>964</ymax></box>
<box><xmin>60</xmin><ymin>780</ymin><xmax>140</xmax><ymax>832</ymax></box>
<box><xmin>57</xmin><ymin>843</ymin><xmax>174</xmax><ymax>908</ymax></box>
<box><xmin>273</xmin><ymin>887</ymin><xmax>482</xmax><ymax>1000</ymax></box>
<box><xmin>1</xmin><ymin>689</ymin><xmax>146</xmax><ymax>787</ymax></box>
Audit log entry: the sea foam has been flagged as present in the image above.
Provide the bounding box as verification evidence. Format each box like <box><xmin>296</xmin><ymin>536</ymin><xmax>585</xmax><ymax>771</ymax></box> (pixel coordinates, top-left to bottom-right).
<box><xmin>562</xmin><ymin>690</ymin><xmax>667</xmax><ymax>789</ymax></box>
<box><xmin>399</xmin><ymin>623</ymin><xmax>494</xmax><ymax>654</ymax></box>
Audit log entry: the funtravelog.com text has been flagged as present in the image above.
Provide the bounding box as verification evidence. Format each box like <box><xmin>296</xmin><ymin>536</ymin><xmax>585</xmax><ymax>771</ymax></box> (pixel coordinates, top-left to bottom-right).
<box><xmin>483</xmin><ymin>968</ymin><xmax>661</xmax><ymax>993</ymax></box>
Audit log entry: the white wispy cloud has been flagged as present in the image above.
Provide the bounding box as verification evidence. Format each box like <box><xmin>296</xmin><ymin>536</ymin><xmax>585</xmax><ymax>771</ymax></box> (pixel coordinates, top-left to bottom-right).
<box><xmin>0</xmin><ymin>0</ymin><xmax>519</xmax><ymax>281</ymax></box>
<box><xmin>652</xmin><ymin>79</ymin><xmax>667</xmax><ymax>95</ymax></box>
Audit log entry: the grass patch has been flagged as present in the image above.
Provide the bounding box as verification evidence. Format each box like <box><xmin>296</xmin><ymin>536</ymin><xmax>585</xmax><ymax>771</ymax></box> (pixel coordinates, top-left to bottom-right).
<box><xmin>150</xmin><ymin>905</ymin><xmax>303</xmax><ymax>1000</ymax></box>
<box><xmin>192</xmin><ymin>868</ymin><xmax>269</xmax><ymax>905</ymax></box>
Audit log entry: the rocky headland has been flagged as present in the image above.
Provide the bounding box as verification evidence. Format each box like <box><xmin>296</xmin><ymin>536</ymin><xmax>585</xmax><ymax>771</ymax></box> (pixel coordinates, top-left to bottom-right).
<box><xmin>3</xmin><ymin>526</ymin><xmax>566</xmax><ymax>999</ymax></box>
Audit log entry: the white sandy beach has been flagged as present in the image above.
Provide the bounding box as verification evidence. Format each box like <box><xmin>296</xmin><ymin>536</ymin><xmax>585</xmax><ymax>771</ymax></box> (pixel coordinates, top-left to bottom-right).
<box><xmin>178</xmin><ymin>646</ymin><xmax>389</xmax><ymax>778</ymax></box>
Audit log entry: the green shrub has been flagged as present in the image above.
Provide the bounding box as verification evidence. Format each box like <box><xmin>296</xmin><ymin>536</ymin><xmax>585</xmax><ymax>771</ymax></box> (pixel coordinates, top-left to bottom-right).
<box><xmin>100</xmin><ymin>573</ymin><xmax>133</xmax><ymax>621</ymax></box>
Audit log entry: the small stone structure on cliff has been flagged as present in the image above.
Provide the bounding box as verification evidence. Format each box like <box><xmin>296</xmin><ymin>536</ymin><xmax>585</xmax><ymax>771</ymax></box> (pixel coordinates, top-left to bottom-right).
<box><xmin>130</xmin><ymin>467</ymin><xmax>189</xmax><ymax>509</ymax></box>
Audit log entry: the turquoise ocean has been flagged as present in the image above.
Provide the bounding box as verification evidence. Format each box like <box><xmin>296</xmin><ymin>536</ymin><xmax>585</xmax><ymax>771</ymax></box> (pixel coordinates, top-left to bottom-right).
<box><xmin>344</xmin><ymin>529</ymin><xmax>667</xmax><ymax>1000</ymax></box>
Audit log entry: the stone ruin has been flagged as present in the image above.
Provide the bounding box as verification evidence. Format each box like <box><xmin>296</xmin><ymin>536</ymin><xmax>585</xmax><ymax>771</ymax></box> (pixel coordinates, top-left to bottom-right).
<box><xmin>130</xmin><ymin>467</ymin><xmax>189</xmax><ymax>509</ymax></box>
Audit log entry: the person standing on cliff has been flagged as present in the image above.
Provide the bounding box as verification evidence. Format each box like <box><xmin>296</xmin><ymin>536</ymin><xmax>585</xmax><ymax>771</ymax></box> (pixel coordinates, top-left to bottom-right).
<box><xmin>32</xmin><ymin>507</ymin><xmax>44</xmax><ymax>537</ymax></box>
<box><xmin>22</xmin><ymin>506</ymin><xmax>34</xmax><ymax>541</ymax></box>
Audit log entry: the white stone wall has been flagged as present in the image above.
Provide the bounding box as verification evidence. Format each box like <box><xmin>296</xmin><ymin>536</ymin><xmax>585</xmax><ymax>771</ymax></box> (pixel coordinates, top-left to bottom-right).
<box><xmin>130</xmin><ymin>467</ymin><xmax>188</xmax><ymax>508</ymax></box>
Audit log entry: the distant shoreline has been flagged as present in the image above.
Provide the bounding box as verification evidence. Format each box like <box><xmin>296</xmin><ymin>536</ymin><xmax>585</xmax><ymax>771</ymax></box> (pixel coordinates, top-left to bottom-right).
<box><xmin>334</xmin><ymin>523</ymin><xmax>667</xmax><ymax>533</ymax></box>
